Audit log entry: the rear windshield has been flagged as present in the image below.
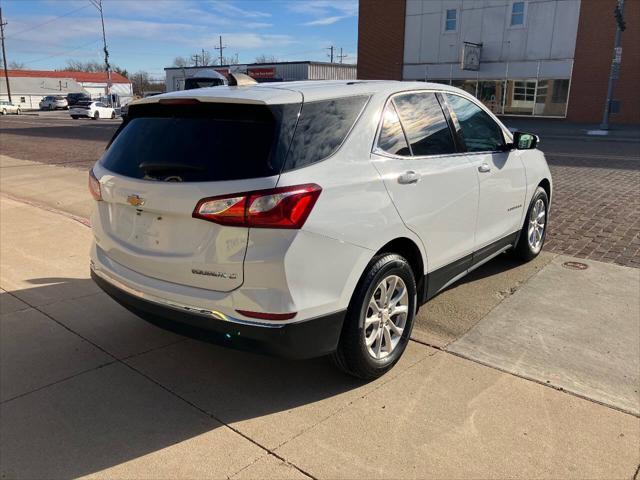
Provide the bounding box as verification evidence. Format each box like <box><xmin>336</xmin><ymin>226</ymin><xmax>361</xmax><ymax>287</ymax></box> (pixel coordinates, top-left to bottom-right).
<box><xmin>100</xmin><ymin>96</ymin><xmax>369</xmax><ymax>182</ymax></box>
<box><xmin>101</xmin><ymin>103</ymin><xmax>291</xmax><ymax>182</ymax></box>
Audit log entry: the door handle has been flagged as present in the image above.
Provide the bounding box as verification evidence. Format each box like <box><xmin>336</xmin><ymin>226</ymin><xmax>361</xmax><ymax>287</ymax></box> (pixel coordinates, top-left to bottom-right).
<box><xmin>398</xmin><ymin>171</ymin><xmax>421</xmax><ymax>184</ymax></box>
<box><xmin>478</xmin><ymin>163</ymin><xmax>491</xmax><ymax>173</ymax></box>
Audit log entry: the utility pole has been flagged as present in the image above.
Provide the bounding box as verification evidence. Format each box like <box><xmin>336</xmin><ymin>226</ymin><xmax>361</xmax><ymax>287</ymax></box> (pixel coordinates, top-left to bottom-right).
<box><xmin>90</xmin><ymin>0</ymin><xmax>111</xmax><ymax>105</ymax></box>
<box><xmin>326</xmin><ymin>45</ymin><xmax>334</xmax><ymax>63</ymax></box>
<box><xmin>337</xmin><ymin>48</ymin><xmax>348</xmax><ymax>64</ymax></box>
<box><xmin>214</xmin><ymin>35</ymin><xmax>227</xmax><ymax>66</ymax></box>
<box><xmin>191</xmin><ymin>54</ymin><xmax>199</xmax><ymax>67</ymax></box>
<box><xmin>0</xmin><ymin>8</ymin><xmax>11</xmax><ymax>102</ymax></box>
<box><xmin>600</xmin><ymin>0</ymin><xmax>626</xmax><ymax>130</ymax></box>
<box><xmin>201</xmin><ymin>48</ymin><xmax>207</xmax><ymax>66</ymax></box>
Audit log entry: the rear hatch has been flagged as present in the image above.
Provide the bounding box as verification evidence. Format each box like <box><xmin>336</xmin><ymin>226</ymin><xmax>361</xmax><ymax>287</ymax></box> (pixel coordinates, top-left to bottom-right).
<box><xmin>93</xmin><ymin>98</ymin><xmax>301</xmax><ymax>292</ymax></box>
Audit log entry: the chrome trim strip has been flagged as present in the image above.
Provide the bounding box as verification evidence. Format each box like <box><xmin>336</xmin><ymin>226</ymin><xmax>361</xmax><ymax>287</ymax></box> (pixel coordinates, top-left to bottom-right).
<box><xmin>91</xmin><ymin>265</ymin><xmax>285</xmax><ymax>329</ymax></box>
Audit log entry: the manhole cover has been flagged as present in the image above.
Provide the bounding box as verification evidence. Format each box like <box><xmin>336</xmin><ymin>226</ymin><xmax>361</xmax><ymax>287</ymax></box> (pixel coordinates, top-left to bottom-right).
<box><xmin>562</xmin><ymin>261</ymin><xmax>589</xmax><ymax>270</ymax></box>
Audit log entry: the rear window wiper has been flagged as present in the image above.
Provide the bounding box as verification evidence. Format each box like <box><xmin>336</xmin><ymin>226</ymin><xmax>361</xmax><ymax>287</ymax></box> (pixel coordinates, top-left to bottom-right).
<box><xmin>138</xmin><ymin>161</ymin><xmax>205</xmax><ymax>172</ymax></box>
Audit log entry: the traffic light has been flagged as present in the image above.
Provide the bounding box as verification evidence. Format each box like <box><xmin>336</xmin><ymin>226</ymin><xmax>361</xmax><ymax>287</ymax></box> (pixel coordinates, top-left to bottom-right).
<box><xmin>614</xmin><ymin>3</ymin><xmax>626</xmax><ymax>31</ymax></box>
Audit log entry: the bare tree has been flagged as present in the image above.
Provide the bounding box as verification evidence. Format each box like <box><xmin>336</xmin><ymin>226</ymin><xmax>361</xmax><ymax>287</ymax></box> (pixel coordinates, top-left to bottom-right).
<box><xmin>59</xmin><ymin>59</ymin><xmax>128</xmax><ymax>78</ymax></box>
<box><xmin>172</xmin><ymin>56</ymin><xmax>190</xmax><ymax>68</ymax></box>
<box><xmin>254</xmin><ymin>54</ymin><xmax>278</xmax><ymax>64</ymax></box>
<box><xmin>173</xmin><ymin>51</ymin><xmax>218</xmax><ymax>68</ymax></box>
<box><xmin>131</xmin><ymin>70</ymin><xmax>164</xmax><ymax>96</ymax></box>
<box><xmin>8</xmin><ymin>60</ymin><xmax>25</xmax><ymax>70</ymax></box>
<box><xmin>63</xmin><ymin>59</ymin><xmax>103</xmax><ymax>72</ymax></box>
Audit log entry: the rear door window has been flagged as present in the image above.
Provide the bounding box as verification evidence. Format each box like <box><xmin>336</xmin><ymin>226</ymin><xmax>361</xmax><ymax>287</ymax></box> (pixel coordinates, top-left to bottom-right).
<box><xmin>283</xmin><ymin>95</ymin><xmax>369</xmax><ymax>171</ymax></box>
<box><xmin>100</xmin><ymin>103</ymin><xmax>289</xmax><ymax>182</ymax></box>
<box><xmin>377</xmin><ymin>102</ymin><xmax>411</xmax><ymax>156</ymax></box>
<box><xmin>444</xmin><ymin>94</ymin><xmax>505</xmax><ymax>152</ymax></box>
<box><xmin>392</xmin><ymin>92</ymin><xmax>456</xmax><ymax>156</ymax></box>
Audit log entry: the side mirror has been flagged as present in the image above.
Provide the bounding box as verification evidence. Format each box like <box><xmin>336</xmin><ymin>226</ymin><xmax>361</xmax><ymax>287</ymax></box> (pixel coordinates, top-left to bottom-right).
<box><xmin>513</xmin><ymin>131</ymin><xmax>539</xmax><ymax>150</ymax></box>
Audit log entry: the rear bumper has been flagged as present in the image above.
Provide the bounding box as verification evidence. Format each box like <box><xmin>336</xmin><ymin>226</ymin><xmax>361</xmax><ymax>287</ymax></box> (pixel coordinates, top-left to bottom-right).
<box><xmin>91</xmin><ymin>270</ymin><xmax>346</xmax><ymax>359</ymax></box>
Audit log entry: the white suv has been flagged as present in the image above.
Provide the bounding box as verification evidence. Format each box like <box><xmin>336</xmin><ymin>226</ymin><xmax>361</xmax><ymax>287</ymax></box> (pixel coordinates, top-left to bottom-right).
<box><xmin>89</xmin><ymin>80</ymin><xmax>551</xmax><ymax>379</ymax></box>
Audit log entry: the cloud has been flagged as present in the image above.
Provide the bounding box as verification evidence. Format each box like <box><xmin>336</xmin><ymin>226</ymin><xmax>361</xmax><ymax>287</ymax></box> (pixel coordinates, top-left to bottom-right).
<box><xmin>288</xmin><ymin>0</ymin><xmax>358</xmax><ymax>18</ymax></box>
<box><xmin>245</xmin><ymin>22</ymin><xmax>273</xmax><ymax>29</ymax></box>
<box><xmin>206</xmin><ymin>1</ymin><xmax>271</xmax><ymax>19</ymax></box>
<box><xmin>303</xmin><ymin>16</ymin><xmax>348</xmax><ymax>26</ymax></box>
<box><xmin>199</xmin><ymin>33</ymin><xmax>296</xmax><ymax>50</ymax></box>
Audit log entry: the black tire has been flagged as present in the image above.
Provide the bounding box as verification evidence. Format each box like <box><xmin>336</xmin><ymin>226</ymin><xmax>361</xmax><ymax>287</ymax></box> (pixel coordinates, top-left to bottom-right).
<box><xmin>16</xmin><ymin>108</ymin><xmax>21</xmax><ymax>115</ymax></box>
<box><xmin>110</xmin><ymin>111</ymin><xmax>116</xmax><ymax>119</ymax></box>
<box><xmin>93</xmin><ymin>111</ymin><xmax>99</xmax><ymax>120</ymax></box>
<box><xmin>513</xmin><ymin>186</ymin><xmax>549</xmax><ymax>262</ymax></box>
<box><xmin>49</xmin><ymin>104</ymin><xmax>54</xmax><ymax>111</ymax></box>
<box><xmin>1</xmin><ymin>109</ymin><xmax>6</xmax><ymax>115</ymax></box>
<box><xmin>331</xmin><ymin>253</ymin><xmax>417</xmax><ymax>380</ymax></box>
<box><xmin>71</xmin><ymin>116</ymin><xmax>78</xmax><ymax>119</ymax></box>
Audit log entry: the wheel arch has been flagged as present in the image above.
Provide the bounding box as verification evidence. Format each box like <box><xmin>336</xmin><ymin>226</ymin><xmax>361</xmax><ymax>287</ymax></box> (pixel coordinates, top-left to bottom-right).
<box><xmin>375</xmin><ymin>237</ymin><xmax>426</xmax><ymax>304</ymax></box>
<box><xmin>538</xmin><ymin>178</ymin><xmax>551</xmax><ymax>201</ymax></box>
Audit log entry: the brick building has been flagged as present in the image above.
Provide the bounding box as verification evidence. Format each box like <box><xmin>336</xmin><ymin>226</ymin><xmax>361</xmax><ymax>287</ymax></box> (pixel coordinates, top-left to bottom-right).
<box><xmin>358</xmin><ymin>0</ymin><xmax>639</xmax><ymax>124</ymax></box>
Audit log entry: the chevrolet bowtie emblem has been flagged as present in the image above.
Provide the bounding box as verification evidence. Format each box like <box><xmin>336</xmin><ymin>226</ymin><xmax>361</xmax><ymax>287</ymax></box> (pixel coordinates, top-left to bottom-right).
<box><xmin>126</xmin><ymin>194</ymin><xmax>145</xmax><ymax>207</ymax></box>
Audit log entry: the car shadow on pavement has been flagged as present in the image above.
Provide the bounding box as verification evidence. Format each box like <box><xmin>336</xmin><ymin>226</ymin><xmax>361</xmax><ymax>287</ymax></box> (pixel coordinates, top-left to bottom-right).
<box><xmin>1</xmin><ymin>279</ymin><xmax>373</xmax><ymax>478</ymax></box>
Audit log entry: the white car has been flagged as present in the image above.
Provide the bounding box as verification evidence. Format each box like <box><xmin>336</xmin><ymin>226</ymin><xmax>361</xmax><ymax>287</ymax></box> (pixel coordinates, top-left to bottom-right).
<box><xmin>89</xmin><ymin>81</ymin><xmax>552</xmax><ymax>379</ymax></box>
<box><xmin>39</xmin><ymin>95</ymin><xmax>68</xmax><ymax>110</ymax></box>
<box><xmin>0</xmin><ymin>100</ymin><xmax>21</xmax><ymax>115</ymax></box>
<box><xmin>70</xmin><ymin>101</ymin><xmax>116</xmax><ymax>120</ymax></box>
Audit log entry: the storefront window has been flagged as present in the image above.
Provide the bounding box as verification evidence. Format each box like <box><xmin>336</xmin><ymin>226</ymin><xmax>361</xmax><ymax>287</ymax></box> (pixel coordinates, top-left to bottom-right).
<box><xmin>428</xmin><ymin>77</ymin><xmax>570</xmax><ymax>117</ymax></box>
<box><xmin>535</xmin><ymin>79</ymin><xmax>570</xmax><ymax>116</ymax></box>
<box><xmin>503</xmin><ymin>79</ymin><xmax>535</xmax><ymax>115</ymax></box>
<box><xmin>451</xmin><ymin>80</ymin><xmax>477</xmax><ymax>96</ymax></box>
<box><xmin>477</xmin><ymin>81</ymin><xmax>504</xmax><ymax>115</ymax></box>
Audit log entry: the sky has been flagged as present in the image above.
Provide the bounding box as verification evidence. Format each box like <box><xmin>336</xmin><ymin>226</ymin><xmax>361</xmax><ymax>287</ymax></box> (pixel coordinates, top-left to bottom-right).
<box><xmin>1</xmin><ymin>0</ymin><xmax>358</xmax><ymax>80</ymax></box>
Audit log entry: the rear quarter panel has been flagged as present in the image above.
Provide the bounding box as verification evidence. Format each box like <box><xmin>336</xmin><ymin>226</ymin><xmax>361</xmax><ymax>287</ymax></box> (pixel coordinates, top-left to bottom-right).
<box><xmin>274</xmin><ymin>92</ymin><xmax>428</xmax><ymax>313</ymax></box>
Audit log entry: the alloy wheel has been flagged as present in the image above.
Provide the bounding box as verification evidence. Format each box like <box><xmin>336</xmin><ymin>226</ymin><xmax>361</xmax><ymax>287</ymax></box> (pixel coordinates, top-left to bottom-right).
<box><xmin>364</xmin><ymin>275</ymin><xmax>409</xmax><ymax>360</ymax></box>
<box><xmin>528</xmin><ymin>198</ymin><xmax>546</xmax><ymax>253</ymax></box>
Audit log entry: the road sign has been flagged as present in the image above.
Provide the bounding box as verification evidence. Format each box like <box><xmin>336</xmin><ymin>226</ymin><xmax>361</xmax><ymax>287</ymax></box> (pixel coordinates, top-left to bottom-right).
<box><xmin>614</xmin><ymin>46</ymin><xmax>622</xmax><ymax>63</ymax></box>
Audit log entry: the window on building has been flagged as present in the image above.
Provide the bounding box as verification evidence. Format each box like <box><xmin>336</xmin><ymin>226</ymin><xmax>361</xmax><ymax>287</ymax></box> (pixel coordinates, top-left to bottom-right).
<box><xmin>445</xmin><ymin>94</ymin><xmax>505</xmax><ymax>152</ymax></box>
<box><xmin>513</xmin><ymin>80</ymin><xmax>536</xmax><ymax>102</ymax></box>
<box><xmin>392</xmin><ymin>92</ymin><xmax>456</xmax><ymax>156</ymax></box>
<box><xmin>445</xmin><ymin>9</ymin><xmax>457</xmax><ymax>31</ymax></box>
<box><xmin>511</xmin><ymin>2</ymin><xmax>525</xmax><ymax>26</ymax></box>
<box><xmin>20</xmin><ymin>97</ymin><xmax>26</xmax><ymax>103</ymax></box>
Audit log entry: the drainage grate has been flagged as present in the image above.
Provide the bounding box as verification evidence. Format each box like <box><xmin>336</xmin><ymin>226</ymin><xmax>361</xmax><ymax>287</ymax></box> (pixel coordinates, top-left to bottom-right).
<box><xmin>562</xmin><ymin>261</ymin><xmax>589</xmax><ymax>270</ymax></box>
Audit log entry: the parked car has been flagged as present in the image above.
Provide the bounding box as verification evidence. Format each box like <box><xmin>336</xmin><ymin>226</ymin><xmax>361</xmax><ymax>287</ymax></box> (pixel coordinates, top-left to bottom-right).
<box><xmin>39</xmin><ymin>95</ymin><xmax>68</xmax><ymax>110</ymax></box>
<box><xmin>88</xmin><ymin>81</ymin><xmax>551</xmax><ymax>379</ymax></box>
<box><xmin>67</xmin><ymin>92</ymin><xmax>92</xmax><ymax>107</ymax></box>
<box><xmin>0</xmin><ymin>100</ymin><xmax>21</xmax><ymax>115</ymax></box>
<box><xmin>119</xmin><ymin>102</ymin><xmax>131</xmax><ymax>119</ymax></box>
<box><xmin>70</xmin><ymin>101</ymin><xmax>116</xmax><ymax>120</ymax></box>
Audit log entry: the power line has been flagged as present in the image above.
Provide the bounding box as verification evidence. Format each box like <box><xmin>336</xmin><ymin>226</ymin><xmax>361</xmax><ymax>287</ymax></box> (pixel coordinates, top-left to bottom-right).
<box><xmin>5</xmin><ymin>3</ymin><xmax>91</xmax><ymax>40</ymax></box>
<box><xmin>21</xmin><ymin>39</ymin><xmax>100</xmax><ymax>66</ymax></box>
<box><xmin>214</xmin><ymin>35</ymin><xmax>226</xmax><ymax>66</ymax></box>
<box><xmin>326</xmin><ymin>45</ymin><xmax>334</xmax><ymax>63</ymax></box>
<box><xmin>337</xmin><ymin>48</ymin><xmax>348</xmax><ymax>64</ymax></box>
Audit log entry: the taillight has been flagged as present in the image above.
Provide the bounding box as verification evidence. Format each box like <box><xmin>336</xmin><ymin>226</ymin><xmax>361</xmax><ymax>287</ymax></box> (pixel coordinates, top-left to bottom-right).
<box><xmin>88</xmin><ymin>170</ymin><xmax>102</xmax><ymax>201</ymax></box>
<box><xmin>193</xmin><ymin>184</ymin><xmax>321</xmax><ymax>229</ymax></box>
